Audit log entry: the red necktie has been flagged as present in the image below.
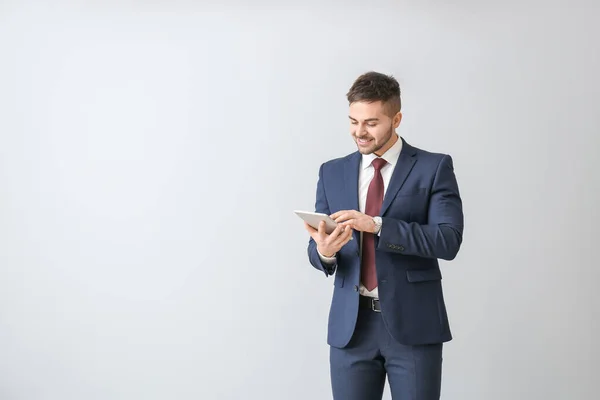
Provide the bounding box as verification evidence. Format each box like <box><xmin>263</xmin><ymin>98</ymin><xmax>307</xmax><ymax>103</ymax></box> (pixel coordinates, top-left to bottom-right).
<box><xmin>361</xmin><ymin>158</ymin><xmax>387</xmax><ymax>291</ymax></box>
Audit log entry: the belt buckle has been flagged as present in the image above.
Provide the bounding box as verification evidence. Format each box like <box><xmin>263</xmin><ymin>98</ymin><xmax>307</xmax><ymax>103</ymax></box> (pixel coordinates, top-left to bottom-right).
<box><xmin>371</xmin><ymin>298</ymin><xmax>381</xmax><ymax>312</ymax></box>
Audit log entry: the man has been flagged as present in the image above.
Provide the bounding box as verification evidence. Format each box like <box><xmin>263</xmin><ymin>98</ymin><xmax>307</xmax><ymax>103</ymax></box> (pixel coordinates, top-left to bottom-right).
<box><xmin>303</xmin><ymin>71</ymin><xmax>464</xmax><ymax>400</ymax></box>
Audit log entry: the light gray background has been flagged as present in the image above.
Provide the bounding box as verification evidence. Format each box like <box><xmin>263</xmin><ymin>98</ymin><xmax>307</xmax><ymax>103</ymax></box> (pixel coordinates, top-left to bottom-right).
<box><xmin>1</xmin><ymin>1</ymin><xmax>598</xmax><ymax>399</ymax></box>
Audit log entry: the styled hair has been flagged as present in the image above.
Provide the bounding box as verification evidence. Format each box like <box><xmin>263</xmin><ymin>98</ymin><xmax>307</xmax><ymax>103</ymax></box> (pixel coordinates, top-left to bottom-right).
<box><xmin>346</xmin><ymin>71</ymin><xmax>401</xmax><ymax>115</ymax></box>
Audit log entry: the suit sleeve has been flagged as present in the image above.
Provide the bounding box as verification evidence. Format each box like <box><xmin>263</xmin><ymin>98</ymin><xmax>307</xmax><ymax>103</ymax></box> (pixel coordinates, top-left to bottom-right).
<box><xmin>377</xmin><ymin>154</ymin><xmax>464</xmax><ymax>260</ymax></box>
<box><xmin>307</xmin><ymin>163</ymin><xmax>337</xmax><ymax>276</ymax></box>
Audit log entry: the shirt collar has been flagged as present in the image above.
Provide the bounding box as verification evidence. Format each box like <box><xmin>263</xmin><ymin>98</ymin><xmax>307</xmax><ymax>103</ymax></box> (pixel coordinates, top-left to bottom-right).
<box><xmin>362</xmin><ymin>135</ymin><xmax>403</xmax><ymax>170</ymax></box>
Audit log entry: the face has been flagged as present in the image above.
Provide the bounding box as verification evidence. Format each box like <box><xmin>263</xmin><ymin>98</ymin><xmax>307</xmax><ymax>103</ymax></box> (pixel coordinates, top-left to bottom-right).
<box><xmin>349</xmin><ymin>101</ymin><xmax>402</xmax><ymax>156</ymax></box>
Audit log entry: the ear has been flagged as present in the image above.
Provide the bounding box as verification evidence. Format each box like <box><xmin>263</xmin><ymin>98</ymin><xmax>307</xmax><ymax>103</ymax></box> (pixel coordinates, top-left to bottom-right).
<box><xmin>393</xmin><ymin>112</ymin><xmax>402</xmax><ymax>128</ymax></box>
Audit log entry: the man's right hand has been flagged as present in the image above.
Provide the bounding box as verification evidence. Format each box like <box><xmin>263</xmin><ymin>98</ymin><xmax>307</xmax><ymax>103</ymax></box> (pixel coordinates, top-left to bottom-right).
<box><xmin>304</xmin><ymin>220</ymin><xmax>354</xmax><ymax>257</ymax></box>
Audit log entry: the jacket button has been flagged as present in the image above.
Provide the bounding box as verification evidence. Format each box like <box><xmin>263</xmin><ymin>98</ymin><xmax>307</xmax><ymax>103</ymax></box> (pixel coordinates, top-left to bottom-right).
<box><xmin>353</xmin><ymin>285</ymin><xmax>358</xmax><ymax>292</ymax></box>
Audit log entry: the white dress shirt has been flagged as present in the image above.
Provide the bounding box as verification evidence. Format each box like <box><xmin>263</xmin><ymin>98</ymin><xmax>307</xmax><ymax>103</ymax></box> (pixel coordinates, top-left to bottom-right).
<box><xmin>318</xmin><ymin>135</ymin><xmax>403</xmax><ymax>298</ymax></box>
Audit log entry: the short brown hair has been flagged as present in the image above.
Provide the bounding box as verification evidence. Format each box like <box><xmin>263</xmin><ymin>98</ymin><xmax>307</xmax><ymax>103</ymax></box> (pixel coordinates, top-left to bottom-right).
<box><xmin>346</xmin><ymin>71</ymin><xmax>401</xmax><ymax>116</ymax></box>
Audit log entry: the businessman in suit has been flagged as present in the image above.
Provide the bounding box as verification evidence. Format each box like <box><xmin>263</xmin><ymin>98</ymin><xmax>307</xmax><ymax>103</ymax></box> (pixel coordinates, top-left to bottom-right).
<box><xmin>303</xmin><ymin>72</ymin><xmax>464</xmax><ymax>399</ymax></box>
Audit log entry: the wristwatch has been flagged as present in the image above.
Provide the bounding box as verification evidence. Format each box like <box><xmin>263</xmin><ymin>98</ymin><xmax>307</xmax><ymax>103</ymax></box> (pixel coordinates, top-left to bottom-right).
<box><xmin>373</xmin><ymin>216</ymin><xmax>382</xmax><ymax>234</ymax></box>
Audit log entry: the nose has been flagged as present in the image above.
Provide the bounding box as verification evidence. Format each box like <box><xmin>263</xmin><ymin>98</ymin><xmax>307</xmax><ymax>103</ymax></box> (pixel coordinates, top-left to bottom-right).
<box><xmin>355</xmin><ymin>123</ymin><xmax>367</xmax><ymax>137</ymax></box>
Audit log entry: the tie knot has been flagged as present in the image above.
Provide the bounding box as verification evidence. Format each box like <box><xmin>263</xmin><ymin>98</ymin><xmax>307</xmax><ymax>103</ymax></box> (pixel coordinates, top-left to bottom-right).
<box><xmin>372</xmin><ymin>158</ymin><xmax>387</xmax><ymax>171</ymax></box>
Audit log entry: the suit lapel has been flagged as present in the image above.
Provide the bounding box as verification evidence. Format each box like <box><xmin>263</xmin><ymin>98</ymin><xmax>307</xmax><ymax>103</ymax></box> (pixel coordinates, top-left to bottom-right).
<box><xmin>344</xmin><ymin>152</ymin><xmax>361</xmax><ymax>244</ymax></box>
<box><xmin>380</xmin><ymin>140</ymin><xmax>418</xmax><ymax>216</ymax></box>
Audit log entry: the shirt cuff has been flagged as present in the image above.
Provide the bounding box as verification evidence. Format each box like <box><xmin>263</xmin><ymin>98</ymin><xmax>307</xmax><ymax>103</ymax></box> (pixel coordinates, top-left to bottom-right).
<box><xmin>317</xmin><ymin>249</ymin><xmax>337</xmax><ymax>264</ymax></box>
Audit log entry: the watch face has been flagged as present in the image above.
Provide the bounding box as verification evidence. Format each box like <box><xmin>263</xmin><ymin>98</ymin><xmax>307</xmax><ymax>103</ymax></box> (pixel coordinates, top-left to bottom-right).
<box><xmin>373</xmin><ymin>217</ymin><xmax>382</xmax><ymax>229</ymax></box>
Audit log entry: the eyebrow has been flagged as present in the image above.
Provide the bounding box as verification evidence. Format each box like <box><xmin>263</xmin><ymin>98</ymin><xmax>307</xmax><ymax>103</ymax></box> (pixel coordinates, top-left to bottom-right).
<box><xmin>349</xmin><ymin>116</ymin><xmax>380</xmax><ymax>122</ymax></box>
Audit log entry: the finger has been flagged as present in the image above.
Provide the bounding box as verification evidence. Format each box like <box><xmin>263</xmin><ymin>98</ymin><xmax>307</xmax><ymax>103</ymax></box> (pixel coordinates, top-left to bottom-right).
<box><xmin>333</xmin><ymin>225</ymin><xmax>353</xmax><ymax>246</ymax></box>
<box><xmin>334</xmin><ymin>213</ymin><xmax>350</xmax><ymax>223</ymax></box>
<box><xmin>327</xmin><ymin>223</ymin><xmax>344</xmax><ymax>240</ymax></box>
<box><xmin>304</xmin><ymin>223</ymin><xmax>320</xmax><ymax>240</ymax></box>
<box><xmin>338</xmin><ymin>210</ymin><xmax>361</xmax><ymax>221</ymax></box>
<box><xmin>342</xmin><ymin>228</ymin><xmax>354</xmax><ymax>244</ymax></box>
<box><xmin>329</xmin><ymin>210</ymin><xmax>344</xmax><ymax>220</ymax></box>
<box><xmin>317</xmin><ymin>220</ymin><xmax>327</xmax><ymax>237</ymax></box>
<box><xmin>345</xmin><ymin>225</ymin><xmax>354</xmax><ymax>237</ymax></box>
<box><xmin>331</xmin><ymin>210</ymin><xmax>357</xmax><ymax>220</ymax></box>
<box><xmin>340</xmin><ymin>219</ymin><xmax>356</xmax><ymax>227</ymax></box>
<box><xmin>304</xmin><ymin>222</ymin><xmax>317</xmax><ymax>233</ymax></box>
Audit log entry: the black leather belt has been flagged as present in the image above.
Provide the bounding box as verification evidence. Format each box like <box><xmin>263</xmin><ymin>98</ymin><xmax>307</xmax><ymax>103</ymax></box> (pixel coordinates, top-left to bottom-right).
<box><xmin>359</xmin><ymin>295</ymin><xmax>381</xmax><ymax>312</ymax></box>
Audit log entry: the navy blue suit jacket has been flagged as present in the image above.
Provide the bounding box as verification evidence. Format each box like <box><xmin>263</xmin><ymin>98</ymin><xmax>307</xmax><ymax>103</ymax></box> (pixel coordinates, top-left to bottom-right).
<box><xmin>307</xmin><ymin>138</ymin><xmax>464</xmax><ymax>348</ymax></box>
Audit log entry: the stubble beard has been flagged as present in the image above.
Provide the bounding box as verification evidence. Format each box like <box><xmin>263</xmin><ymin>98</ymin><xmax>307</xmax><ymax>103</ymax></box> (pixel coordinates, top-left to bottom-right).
<box><xmin>355</xmin><ymin>126</ymin><xmax>394</xmax><ymax>155</ymax></box>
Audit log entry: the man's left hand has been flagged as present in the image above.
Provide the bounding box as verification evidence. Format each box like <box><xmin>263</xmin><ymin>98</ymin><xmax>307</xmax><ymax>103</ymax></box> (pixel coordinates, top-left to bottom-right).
<box><xmin>330</xmin><ymin>210</ymin><xmax>376</xmax><ymax>233</ymax></box>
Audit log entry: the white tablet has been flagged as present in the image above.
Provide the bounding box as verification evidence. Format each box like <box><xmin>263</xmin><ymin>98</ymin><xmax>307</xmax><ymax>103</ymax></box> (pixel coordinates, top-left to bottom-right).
<box><xmin>294</xmin><ymin>210</ymin><xmax>339</xmax><ymax>234</ymax></box>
